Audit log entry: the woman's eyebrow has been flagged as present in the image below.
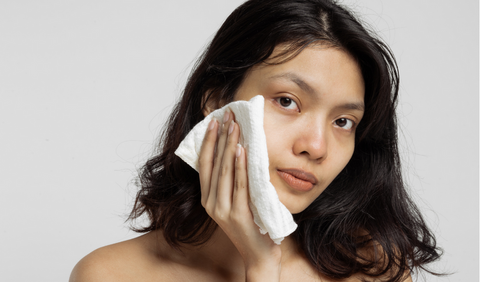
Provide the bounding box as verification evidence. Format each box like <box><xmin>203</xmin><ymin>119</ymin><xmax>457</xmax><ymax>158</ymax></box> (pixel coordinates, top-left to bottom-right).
<box><xmin>337</xmin><ymin>102</ymin><xmax>365</xmax><ymax>112</ymax></box>
<box><xmin>268</xmin><ymin>72</ymin><xmax>316</xmax><ymax>96</ymax></box>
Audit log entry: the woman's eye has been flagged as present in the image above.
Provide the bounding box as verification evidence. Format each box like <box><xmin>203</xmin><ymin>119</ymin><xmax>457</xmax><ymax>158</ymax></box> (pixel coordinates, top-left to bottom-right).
<box><xmin>276</xmin><ymin>97</ymin><xmax>298</xmax><ymax>111</ymax></box>
<box><xmin>335</xmin><ymin>118</ymin><xmax>354</xmax><ymax>130</ymax></box>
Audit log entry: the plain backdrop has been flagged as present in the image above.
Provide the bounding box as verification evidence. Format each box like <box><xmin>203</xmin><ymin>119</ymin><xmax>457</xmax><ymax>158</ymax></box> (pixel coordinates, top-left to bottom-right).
<box><xmin>0</xmin><ymin>1</ymin><xmax>477</xmax><ymax>281</ymax></box>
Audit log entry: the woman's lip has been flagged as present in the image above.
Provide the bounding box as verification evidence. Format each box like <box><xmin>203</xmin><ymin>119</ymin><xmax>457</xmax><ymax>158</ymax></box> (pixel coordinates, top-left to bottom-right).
<box><xmin>278</xmin><ymin>169</ymin><xmax>317</xmax><ymax>184</ymax></box>
<box><xmin>276</xmin><ymin>169</ymin><xmax>317</xmax><ymax>192</ymax></box>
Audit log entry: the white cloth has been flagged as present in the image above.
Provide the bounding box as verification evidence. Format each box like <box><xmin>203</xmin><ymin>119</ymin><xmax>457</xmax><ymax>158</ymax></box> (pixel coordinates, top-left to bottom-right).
<box><xmin>174</xmin><ymin>95</ymin><xmax>297</xmax><ymax>244</ymax></box>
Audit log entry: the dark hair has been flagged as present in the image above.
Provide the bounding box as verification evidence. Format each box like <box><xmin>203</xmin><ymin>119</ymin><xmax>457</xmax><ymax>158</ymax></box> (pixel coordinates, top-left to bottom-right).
<box><xmin>129</xmin><ymin>0</ymin><xmax>442</xmax><ymax>281</ymax></box>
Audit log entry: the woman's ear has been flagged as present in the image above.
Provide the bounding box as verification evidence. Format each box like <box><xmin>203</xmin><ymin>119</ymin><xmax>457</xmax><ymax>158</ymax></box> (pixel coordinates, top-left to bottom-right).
<box><xmin>201</xmin><ymin>91</ymin><xmax>227</xmax><ymax>117</ymax></box>
<box><xmin>202</xmin><ymin>91</ymin><xmax>216</xmax><ymax>117</ymax></box>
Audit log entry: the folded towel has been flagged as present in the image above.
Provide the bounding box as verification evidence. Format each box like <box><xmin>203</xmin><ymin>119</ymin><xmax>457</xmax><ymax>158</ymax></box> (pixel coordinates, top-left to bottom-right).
<box><xmin>174</xmin><ymin>95</ymin><xmax>297</xmax><ymax>244</ymax></box>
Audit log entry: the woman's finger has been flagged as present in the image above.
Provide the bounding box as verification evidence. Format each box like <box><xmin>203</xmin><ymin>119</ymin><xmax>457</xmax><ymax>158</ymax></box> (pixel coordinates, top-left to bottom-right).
<box><xmin>216</xmin><ymin>119</ymin><xmax>240</xmax><ymax>211</ymax></box>
<box><xmin>232</xmin><ymin>144</ymin><xmax>250</xmax><ymax>215</ymax></box>
<box><xmin>198</xmin><ymin>118</ymin><xmax>218</xmax><ymax>207</ymax></box>
<box><xmin>208</xmin><ymin>110</ymin><xmax>233</xmax><ymax>207</ymax></box>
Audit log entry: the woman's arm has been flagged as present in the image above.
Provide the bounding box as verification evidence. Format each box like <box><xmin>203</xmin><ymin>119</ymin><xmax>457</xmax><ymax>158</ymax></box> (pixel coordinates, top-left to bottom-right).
<box><xmin>198</xmin><ymin>110</ymin><xmax>282</xmax><ymax>281</ymax></box>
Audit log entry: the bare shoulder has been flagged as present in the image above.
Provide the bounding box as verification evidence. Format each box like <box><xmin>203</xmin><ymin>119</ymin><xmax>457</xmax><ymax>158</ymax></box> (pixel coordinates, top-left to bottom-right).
<box><xmin>69</xmin><ymin>244</ymin><xmax>123</xmax><ymax>282</ymax></box>
<box><xmin>69</xmin><ymin>232</ymin><xmax>166</xmax><ymax>282</ymax></box>
<box><xmin>349</xmin><ymin>272</ymin><xmax>412</xmax><ymax>282</ymax></box>
<box><xmin>349</xmin><ymin>232</ymin><xmax>413</xmax><ymax>282</ymax></box>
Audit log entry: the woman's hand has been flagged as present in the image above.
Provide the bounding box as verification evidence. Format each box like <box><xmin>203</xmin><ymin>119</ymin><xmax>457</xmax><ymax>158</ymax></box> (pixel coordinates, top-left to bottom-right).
<box><xmin>198</xmin><ymin>110</ymin><xmax>282</xmax><ymax>281</ymax></box>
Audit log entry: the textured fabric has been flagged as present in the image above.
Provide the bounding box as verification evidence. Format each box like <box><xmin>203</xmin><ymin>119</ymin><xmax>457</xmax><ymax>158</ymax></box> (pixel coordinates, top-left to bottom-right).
<box><xmin>174</xmin><ymin>95</ymin><xmax>297</xmax><ymax>244</ymax></box>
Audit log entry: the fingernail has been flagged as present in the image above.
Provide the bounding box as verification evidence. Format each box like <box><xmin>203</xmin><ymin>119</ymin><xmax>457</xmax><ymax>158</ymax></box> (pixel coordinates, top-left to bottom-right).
<box><xmin>236</xmin><ymin>144</ymin><xmax>242</xmax><ymax>158</ymax></box>
<box><xmin>208</xmin><ymin>119</ymin><xmax>216</xmax><ymax>131</ymax></box>
<box><xmin>223</xmin><ymin>110</ymin><xmax>230</xmax><ymax>123</ymax></box>
<box><xmin>228</xmin><ymin>120</ymin><xmax>235</xmax><ymax>135</ymax></box>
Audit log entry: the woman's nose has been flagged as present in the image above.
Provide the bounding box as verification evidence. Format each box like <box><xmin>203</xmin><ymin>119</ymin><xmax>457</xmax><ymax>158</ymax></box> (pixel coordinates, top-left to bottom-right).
<box><xmin>292</xmin><ymin>123</ymin><xmax>328</xmax><ymax>161</ymax></box>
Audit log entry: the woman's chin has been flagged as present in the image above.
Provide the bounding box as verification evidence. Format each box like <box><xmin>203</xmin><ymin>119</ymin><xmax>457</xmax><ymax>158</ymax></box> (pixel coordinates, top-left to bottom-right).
<box><xmin>275</xmin><ymin>183</ymin><xmax>327</xmax><ymax>215</ymax></box>
<box><xmin>279</xmin><ymin>196</ymin><xmax>310</xmax><ymax>215</ymax></box>
<box><xmin>286</xmin><ymin>205</ymin><xmax>307</xmax><ymax>215</ymax></box>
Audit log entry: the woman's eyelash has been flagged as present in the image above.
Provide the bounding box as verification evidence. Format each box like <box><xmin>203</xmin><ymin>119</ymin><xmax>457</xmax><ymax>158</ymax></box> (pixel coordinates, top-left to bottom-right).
<box><xmin>334</xmin><ymin>118</ymin><xmax>355</xmax><ymax>130</ymax></box>
<box><xmin>275</xmin><ymin>97</ymin><xmax>299</xmax><ymax>111</ymax></box>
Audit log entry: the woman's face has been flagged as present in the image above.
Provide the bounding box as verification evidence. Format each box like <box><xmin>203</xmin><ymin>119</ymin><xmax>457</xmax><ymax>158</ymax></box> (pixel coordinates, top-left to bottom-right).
<box><xmin>233</xmin><ymin>45</ymin><xmax>365</xmax><ymax>214</ymax></box>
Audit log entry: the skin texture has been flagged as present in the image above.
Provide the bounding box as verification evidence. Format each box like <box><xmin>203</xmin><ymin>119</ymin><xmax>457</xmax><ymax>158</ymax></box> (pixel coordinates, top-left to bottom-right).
<box><xmin>69</xmin><ymin>47</ymin><xmax>413</xmax><ymax>282</ymax></box>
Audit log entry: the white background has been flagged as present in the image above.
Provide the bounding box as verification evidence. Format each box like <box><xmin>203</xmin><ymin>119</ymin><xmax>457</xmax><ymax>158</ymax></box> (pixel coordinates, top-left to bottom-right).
<box><xmin>0</xmin><ymin>1</ymin><xmax>477</xmax><ymax>281</ymax></box>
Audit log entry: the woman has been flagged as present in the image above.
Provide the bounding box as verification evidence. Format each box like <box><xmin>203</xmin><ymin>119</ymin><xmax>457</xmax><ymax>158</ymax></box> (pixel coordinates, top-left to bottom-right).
<box><xmin>70</xmin><ymin>0</ymin><xmax>441</xmax><ymax>281</ymax></box>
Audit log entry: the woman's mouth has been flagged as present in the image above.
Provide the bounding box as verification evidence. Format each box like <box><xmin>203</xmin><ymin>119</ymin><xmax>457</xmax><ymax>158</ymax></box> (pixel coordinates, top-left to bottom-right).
<box><xmin>276</xmin><ymin>169</ymin><xmax>317</xmax><ymax>192</ymax></box>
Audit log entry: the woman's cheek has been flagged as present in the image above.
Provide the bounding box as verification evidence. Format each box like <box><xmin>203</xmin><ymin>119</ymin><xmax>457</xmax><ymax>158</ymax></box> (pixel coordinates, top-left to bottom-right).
<box><xmin>263</xmin><ymin>103</ymin><xmax>295</xmax><ymax>151</ymax></box>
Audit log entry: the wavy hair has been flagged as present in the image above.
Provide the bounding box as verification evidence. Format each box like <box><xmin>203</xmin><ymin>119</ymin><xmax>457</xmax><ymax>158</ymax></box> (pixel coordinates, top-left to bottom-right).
<box><xmin>129</xmin><ymin>0</ymin><xmax>442</xmax><ymax>281</ymax></box>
